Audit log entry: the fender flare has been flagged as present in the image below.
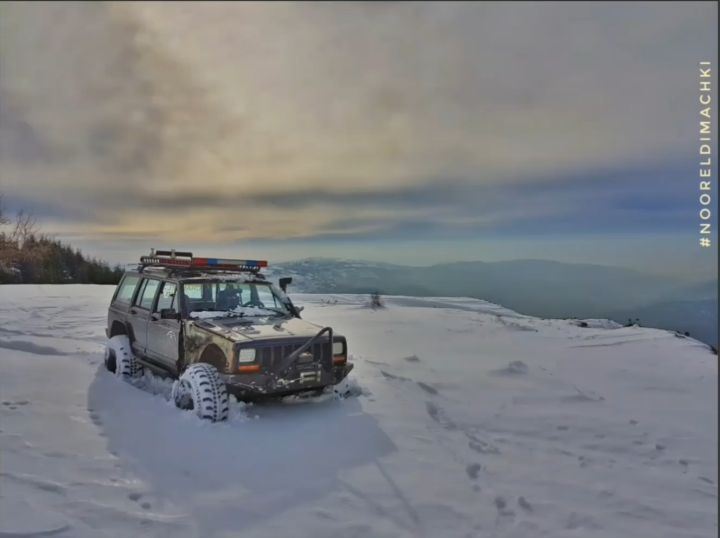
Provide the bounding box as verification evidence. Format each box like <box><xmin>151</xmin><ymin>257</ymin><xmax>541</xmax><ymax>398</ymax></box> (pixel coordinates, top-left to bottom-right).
<box><xmin>199</xmin><ymin>343</ymin><xmax>228</xmax><ymax>372</ymax></box>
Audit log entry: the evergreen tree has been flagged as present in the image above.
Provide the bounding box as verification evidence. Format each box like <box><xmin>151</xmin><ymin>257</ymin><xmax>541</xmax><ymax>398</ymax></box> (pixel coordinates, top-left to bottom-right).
<box><xmin>0</xmin><ymin>230</ymin><xmax>122</xmax><ymax>284</ymax></box>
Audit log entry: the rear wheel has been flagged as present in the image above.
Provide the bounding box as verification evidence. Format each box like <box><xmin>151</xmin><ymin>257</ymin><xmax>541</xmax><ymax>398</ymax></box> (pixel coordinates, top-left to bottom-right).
<box><xmin>171</xmin><ymin>363</ymin><xmax>229</xmax><ymax>422</ymax></box>
<box><xmin>104</xmin><ymin>335</ymin><xmax>144</xmax><ymax>379</ymax></box>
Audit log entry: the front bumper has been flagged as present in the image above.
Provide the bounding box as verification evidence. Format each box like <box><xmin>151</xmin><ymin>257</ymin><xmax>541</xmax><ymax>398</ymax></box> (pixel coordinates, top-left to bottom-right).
<box><xmin>221</xmin><ymin>363</ymin><xmax>354</xmax><ymax>398</ymax></box>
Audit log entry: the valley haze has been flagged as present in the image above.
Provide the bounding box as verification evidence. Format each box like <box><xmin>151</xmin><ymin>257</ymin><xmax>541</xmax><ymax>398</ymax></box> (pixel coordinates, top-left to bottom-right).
<box><xmin>265</xmin><ymin>257</ymin><xmax>718</xmax><ymax>346</ymax></box>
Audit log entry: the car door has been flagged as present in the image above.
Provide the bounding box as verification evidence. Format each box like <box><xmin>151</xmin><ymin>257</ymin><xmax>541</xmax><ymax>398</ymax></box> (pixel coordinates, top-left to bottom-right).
<box><xmin>128</xmin><ymin>277</ymin><xmax>161</xmax><ymax>356</ymax></box>
<box><xmin>146</xmin><ymin>280</ymin><xmax>180</xmax><ymax>368</ymax></box>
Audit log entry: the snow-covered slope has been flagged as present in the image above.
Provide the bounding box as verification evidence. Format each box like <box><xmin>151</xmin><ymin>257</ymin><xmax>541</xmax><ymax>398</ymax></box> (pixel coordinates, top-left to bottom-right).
<box><xmin>0</xmin><ymin>285</ymin><xmax>716</xmax><ymax>538</ymax></box>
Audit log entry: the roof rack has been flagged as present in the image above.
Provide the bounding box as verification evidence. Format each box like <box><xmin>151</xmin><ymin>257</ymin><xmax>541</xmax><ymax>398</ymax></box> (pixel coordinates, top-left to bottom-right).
<box><xmin>138</xmin><ymin>249</ymin><xmax>268</xmax><ymax>274</ymax></box>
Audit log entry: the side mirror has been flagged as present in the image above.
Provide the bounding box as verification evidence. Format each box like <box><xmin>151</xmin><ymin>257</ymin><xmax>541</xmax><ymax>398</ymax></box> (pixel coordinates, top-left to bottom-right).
<box><xmin>160</xmin><ymin>308</ymin><xmax>180</xmax><ymax>320</ymax></box>
<box><xmin>296</xmin><ymin>305</ymin><xmax>305</xmax><ymax>313</ymax></box>
<box><xmin>279</xmin><ymin>277</ymin><xmax>293</xmax><ymax>292</ymax></box>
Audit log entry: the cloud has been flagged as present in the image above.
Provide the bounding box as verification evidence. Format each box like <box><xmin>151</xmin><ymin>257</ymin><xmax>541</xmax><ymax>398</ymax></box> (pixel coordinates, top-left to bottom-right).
<box><xmin>0</xmin><ymin>2</ymin><xmax>716</xmax><ymax>247</ymax></box>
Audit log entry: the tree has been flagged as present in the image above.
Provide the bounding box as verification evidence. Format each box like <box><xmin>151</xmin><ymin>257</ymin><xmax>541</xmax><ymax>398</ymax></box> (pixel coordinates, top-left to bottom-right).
<box><xmin>0</xmin><ymin>192</ymin><xmax>122</xmax><ymax>284</ymax></box>
<box><xmin>0</xmin><ymin>195</ymin><xmax>8</xmax><ymax>225</ymax></box>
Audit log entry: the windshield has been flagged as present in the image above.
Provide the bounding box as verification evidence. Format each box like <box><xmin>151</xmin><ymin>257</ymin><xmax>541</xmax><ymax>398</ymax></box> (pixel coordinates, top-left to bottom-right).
<box><xmin>180</xmin><ymin>280</ymin><xmax>291</xmax><ymax>319</ymax></box>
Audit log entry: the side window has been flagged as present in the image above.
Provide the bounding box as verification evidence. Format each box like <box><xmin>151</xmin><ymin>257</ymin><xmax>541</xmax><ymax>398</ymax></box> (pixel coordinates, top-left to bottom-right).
<box><xmin>138</xmin><ymin>279</ymin><xmax>161</xmax><ymax>310</ymax></box>
<box><xmin>115</xmin><ymin>275</ymin><xmax>140</xmax><ymax>304</ymax></box>
<box><xmin>183</xmin><ymin>284</ymin><xmax>203</xmax><ymax>299</ymax></box>
<box><xmin>134</xmin><ymin>279</ymin><xmax>148</xmax><ymax>306</ymax></box>
<box><xmin>155</xmin><ymin>282</ymin><xmax>177</xmax><ymax>312</ymax></box>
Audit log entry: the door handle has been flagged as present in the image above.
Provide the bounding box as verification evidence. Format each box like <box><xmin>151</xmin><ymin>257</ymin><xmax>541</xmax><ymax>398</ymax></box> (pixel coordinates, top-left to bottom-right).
<box><xmin>130</xmin><ymin>308</ymin><xmax>138</xmax><ymax>315</ymax></box>
<box><xmin>151</xmin><ymin>314</ymin><xmax>160</xmax><ymax>321</ymax></box>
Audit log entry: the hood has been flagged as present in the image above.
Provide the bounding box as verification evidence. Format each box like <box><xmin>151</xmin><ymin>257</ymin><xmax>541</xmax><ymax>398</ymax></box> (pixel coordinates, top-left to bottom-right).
<box><xmin>187</xmin><ymin>316</ymin><xmax>326</xmax><ymax>343</ymax></box>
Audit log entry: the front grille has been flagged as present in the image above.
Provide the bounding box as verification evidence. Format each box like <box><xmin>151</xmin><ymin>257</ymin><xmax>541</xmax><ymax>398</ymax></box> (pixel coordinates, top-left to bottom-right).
<box><xmin>257</xmin><ymin>339</ymin><xmax>332</xmax><ymax>369</ymax></box>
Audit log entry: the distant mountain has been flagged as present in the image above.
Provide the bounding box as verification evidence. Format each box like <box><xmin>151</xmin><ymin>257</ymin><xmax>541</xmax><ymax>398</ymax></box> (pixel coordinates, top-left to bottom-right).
<box><xmin>267</xmin><ymin>258</ymin><xmax>717</xmax><ymax>345</ymax></box>
<box><xmin>609</xmin><ymin>298</ymin><xmax>717</xmax><ymax>346</ymax></box>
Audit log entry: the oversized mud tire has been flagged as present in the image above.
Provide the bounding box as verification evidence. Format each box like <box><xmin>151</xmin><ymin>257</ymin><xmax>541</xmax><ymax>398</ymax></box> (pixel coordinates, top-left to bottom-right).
<box><xmin>104</xmin><ymin>335</ymin><xmax>144</xmax><ymax>379</ymax></box>
<box><xmin>171</xmin><ymin>363</ymin><xmax>229</xmax><ymax>422</ymax></box>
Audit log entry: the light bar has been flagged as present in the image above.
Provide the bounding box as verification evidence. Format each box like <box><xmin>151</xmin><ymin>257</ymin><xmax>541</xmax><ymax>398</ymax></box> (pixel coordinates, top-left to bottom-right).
<box><xmin>191</xmin><ymin>258</ymin><xmax>268</xmax><ymax>270</ymax></box>
<box><xmin>139</xmin><ymin>250</ymin><xmax>267</xmax><ymax>272</ymax></box>
<box><xmin>139</xmin><ymin>255</ymin><xmax>191</xmax><ymax>267</ymax></box>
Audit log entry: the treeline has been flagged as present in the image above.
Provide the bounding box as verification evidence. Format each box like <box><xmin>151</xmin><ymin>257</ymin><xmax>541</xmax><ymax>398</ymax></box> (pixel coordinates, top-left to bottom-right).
<box><xmin>0</xmin><ymin>198</ymin><xmax>122</xmax><ymax>284</ymax></box>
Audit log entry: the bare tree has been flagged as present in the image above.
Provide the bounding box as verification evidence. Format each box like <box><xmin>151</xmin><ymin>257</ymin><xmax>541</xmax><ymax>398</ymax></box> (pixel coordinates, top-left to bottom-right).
<box><xmin>0</xmin><ymin>194</ymin><xmax>8</xmax><ymax>225</ymax></box>
<box><xmin>0</xmin><ymin>195</ymin><xmax>40</xmax><ymax>279</ymax></box>
<box><xmin>10</xmin><ymin>210</ymin><xmax>37</xmax><ymax>245</ymax></box>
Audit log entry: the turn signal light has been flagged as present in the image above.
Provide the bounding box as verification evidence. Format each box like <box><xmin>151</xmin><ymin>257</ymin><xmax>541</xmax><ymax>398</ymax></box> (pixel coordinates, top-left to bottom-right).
<box><xmin>238</xmin><ymin>364</ymin><xmax>261</xmax><ymax>374</ymax></box>
<box><xmin>333</xmin><ymin>355</ymin><xmax>347</xmax><ymax>365</ymax></box>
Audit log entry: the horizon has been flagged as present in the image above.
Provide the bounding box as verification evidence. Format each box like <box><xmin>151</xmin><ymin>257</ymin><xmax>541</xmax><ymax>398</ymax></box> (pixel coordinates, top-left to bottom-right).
<box><xmin>16</xmin><ymin>236</ymin><xmax>718</xmax><ymax>284</ymax></box>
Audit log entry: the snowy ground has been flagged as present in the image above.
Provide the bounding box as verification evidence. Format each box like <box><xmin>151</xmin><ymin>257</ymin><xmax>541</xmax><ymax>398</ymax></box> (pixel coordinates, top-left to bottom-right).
<box><xmin>0</xmin><ymin>285</ymin><xmax>716</xmax><ymax>538</ymax></box>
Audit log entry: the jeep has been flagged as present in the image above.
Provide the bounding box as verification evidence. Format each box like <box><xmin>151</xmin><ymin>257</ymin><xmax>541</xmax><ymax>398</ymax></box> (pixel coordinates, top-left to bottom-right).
<box><xmin>104</xmin><ymin>250</ymin><xmax>353</xmax><ymax>421</ymax></box>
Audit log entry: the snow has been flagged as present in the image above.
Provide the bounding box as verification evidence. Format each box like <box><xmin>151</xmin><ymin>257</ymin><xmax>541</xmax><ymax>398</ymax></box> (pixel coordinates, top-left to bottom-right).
<box><xmin>189</xmin><ymin>307</ymin><xmax>274</xmax><ymax>320</ymax></box>
<box><xmin>0</xmin><ymin>285</ymin><xmax>716</xmax><ymax>538</ymax></box>
<box><xmin>577</xmin><ymin>319</ymin><xmax>624</xmax><ymax>329</ymax></box>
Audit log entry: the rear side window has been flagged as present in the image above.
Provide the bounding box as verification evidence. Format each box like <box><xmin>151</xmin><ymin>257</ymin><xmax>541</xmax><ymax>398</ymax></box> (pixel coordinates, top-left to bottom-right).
<box><xmin>155</xmin><ymin>282</ymin><xmax>177</xmax><ymax>312</ymax></box>
<box><xmin>183</xmin><ymin>284</ymin><xmax>204</xmax><ymax>299</ymax></box>
<box><xmin>115</xmin><ymin>275</ymin><xmax>140</xmax><ymax>304</ymax></box>
<box><xmin>138</xmin><ymin>279</ymin><xmax>161</xmax><ymax>310</ymax></box>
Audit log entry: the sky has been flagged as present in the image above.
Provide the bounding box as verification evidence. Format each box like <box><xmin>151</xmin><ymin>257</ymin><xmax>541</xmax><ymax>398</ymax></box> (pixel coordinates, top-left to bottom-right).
<box><xmin>0</xmin><ymin>2</ymin><xmax>717</xmax><ymax>280</ymax></box>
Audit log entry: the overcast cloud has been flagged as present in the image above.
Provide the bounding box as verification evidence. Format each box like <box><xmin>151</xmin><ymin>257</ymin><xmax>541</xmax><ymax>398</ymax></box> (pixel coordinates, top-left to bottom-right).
<box><xmin>0</xmin><ymin>2</ymin><xmax>716</xmax><ymax>277</ymax></box>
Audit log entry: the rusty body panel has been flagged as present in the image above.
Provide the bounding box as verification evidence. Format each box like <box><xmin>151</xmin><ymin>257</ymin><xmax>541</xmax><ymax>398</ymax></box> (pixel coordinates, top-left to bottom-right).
<box><xmin>183</xmin><ymin>320</ymin><xmax>237</xmax><ymax>371</ymax></box>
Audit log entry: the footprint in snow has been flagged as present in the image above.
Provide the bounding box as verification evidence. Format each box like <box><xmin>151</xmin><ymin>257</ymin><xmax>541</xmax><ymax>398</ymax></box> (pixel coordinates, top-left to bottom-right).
<box><xmin>380</xmin><ymin>370</ymin><xmax>411</xmax><ymax>382</ymax></box>
<box><xmin>517</xmin><ymin>496</ymin><xmax>533</xmax><ymax>513</ymax></box>
<box><xmin>465</xmin><ymin>463</ymin><xmax>482</xmax><ymax>480</ymax></box>
<box><xmin>425</xmin><ymin>401</ymin><xmax>457</xmax><ymax>430</ymax></box>
<box><xmin>563</xmin><ymin>386</ymin><xmax>604</xmax><ymax>403</ymax></box>
<box><xmin>416</xmin><ymin>381</ymin><xmax>438</xmax><ymax>395</ymax></box>
<box><xmin>467</xmin><ymin>436</ymin><xmax>501</xmax><ymax>455</ymax></box>
<box><xmin>494</xmin><ymin>496</ymin><xmax>515</xmax><ymax>517</ymax></box>
<box><xmin>491</xmin><ymin>361</ymin><xmax>528</xmax><ymax>376</ymax></box>
<box><xmin>2</xmin><ymin>400</ymin><xmax>30</xmax><ymax>408</ymax></box>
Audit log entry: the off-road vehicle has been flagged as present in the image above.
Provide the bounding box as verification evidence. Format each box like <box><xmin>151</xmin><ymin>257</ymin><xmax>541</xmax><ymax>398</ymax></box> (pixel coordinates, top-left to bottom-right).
<box><xmin>104</xmin><ymin>250</ymin><xmax>353</xmax><ymax>421</ymax></box>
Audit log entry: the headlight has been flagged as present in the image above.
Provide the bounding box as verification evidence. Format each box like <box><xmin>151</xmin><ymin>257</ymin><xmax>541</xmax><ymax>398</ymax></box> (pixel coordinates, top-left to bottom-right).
<box><xmin>332</xmin><ymin>341</ymin><xmax>344</xmax><ymax>356</ymax></box>
<box><xmin>238</xmin><ymin>348</ymin><xmax>256</xmax><ymax>363</ymax></box>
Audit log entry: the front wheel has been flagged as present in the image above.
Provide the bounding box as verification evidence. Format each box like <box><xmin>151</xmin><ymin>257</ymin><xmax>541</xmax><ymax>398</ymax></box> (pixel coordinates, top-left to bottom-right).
<box><xmin>171</xmin><ymin>363</ymin><xmax>229</xmax><ymax>422</ymax></box>
<box><xmin>104</xmin><ymin>335</ymin><xmax>144</xmax><ymax>379</ymax></box>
